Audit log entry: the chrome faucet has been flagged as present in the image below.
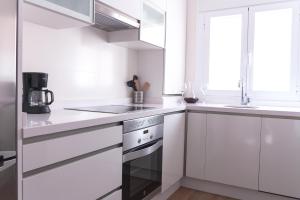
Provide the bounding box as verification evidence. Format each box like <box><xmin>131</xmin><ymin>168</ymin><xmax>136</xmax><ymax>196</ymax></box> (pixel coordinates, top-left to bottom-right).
<box><xmin>240</xmin><ymin>80</ymin><xmax>250</xmax><ymax>105</ymax></box>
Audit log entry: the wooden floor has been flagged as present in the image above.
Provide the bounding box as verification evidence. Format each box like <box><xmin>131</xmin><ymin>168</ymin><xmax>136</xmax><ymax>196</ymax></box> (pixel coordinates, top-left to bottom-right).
<box><xmin>168</xmin><ymin>187</ymin><xmax>237</xmax><ymax>200</ymax></box>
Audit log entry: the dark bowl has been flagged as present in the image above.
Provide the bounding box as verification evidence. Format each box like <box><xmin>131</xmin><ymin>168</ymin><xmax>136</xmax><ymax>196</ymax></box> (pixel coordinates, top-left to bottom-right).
<box><xmin>184</xmin><ymin>97</ymin><xmax>199</xmax><ymax>104</ymax></box>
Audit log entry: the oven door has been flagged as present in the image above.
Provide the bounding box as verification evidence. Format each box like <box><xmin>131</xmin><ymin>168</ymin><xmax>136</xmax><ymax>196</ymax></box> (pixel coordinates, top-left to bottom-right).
<box><xmin>123</xmin><ymin>139</ymin><xmax>163</xmax><ymax>200</ymax></box>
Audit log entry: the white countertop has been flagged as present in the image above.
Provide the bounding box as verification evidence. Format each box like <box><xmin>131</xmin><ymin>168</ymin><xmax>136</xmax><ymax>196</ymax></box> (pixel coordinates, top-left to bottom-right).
<box><xmin>23</xmin><ymin>103</ymin><xmax>300</xmax><ymax>139</ymax></box>
<box><xmin>187</xmin><ymin>103</ymin><xmax>300</xmax><ymax>117</ymax></box>
<box><xmin>23</xmin><ymin>104</ymin><xmax>186</xmax><ymax>138</ymax></box>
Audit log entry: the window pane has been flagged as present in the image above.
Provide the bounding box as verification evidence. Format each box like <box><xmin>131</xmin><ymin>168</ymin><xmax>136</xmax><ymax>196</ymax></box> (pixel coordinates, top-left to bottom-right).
<box><xmin>208</xmin><ymin>14</ymin><xmax>243</xmax><ymax>90</ymax></box>
<box><xmin>252</xmin><ymin>8</ymin><xmax>293</xmax><ymax>92</ymax></box>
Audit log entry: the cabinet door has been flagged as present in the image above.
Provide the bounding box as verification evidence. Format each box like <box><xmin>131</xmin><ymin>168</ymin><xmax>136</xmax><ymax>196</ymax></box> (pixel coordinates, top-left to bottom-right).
<box><xmin>205</xmin><ymin>114</ymin><xmax>261</xmax><ymax>190</ymax></box>
<box><xmin>23</xmin><ymin>125</ymin><xmax>122</xmax><ymax>172</ymax></box>
<box><xmin>163</xmin><ymin>0</ymin><xmax>187</xmax><ymax>94</ymax></box>
<box><xmin>98</xmin><ymin>0</ymin><xmax>142</xmax><ymax>19</ymax></box>
<box><xmin>186</xmin><ymin>113</ymin><xmax>206</xmax><ymax>180</ymax></box>
<box><xmin>23</xmin><ymin>148</ymin><xmax>122</xmax><ymax>200</ymax></box>
<box><xmin>149</xmin><ymin>0</ymin><xmax>166</xmax><ymax>10</ymax></box>
<box><xmin>25</xmin><ymin>0</ymin><xmax>94</xmax><ymax>23</ymax></box>
<box><xmin>260</xmin><ymin>118</ymin><xmax>300</xmax><ymax>199</ymax></box>
<box><xmin>162</xmin><ymin>113</ymin><xmax>185</xmax><ymax>192</ymax></box>
<box><xmin>140</xmin><ymin>0</ymin><xmax>166</xmax><ymax>48</ymax></box>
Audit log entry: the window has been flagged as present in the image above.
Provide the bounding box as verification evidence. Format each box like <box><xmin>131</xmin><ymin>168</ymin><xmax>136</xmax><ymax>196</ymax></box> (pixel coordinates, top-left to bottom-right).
<box><xmin>208</xmin><ymin>14</ymin><xmax>242</xmax><ymax>91</ymax></box>
<box><xmin>200</xmin><ymin>2</ymin><xmax>300</xmax><ymax>101</ymax></box>
<box><xmin>203</xmin><ymin>9</ymin><xmax>248</xmax><ymax>92</ymax></box>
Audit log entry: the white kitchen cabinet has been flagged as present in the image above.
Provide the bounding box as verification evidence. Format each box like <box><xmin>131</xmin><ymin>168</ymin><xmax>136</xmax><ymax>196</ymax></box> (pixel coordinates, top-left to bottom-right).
<box><xmin>260</xmin><ymin>118</ymin><xmax>300</xmax><ymax>199</ymax></box>
<box><xmin>150</xmin><ymin>0</ymin><xmax>166</xmax><ymax>10</ymax></box>
<box><xmin>98</xmin><ymin>0</ymin><xmax>142</xmax><ymax>19</ymax></box>
<box><xmin>23</xmin><ymin>125</ymin><xmax>122</xmax><ymax>172</ymax></box>
<box><xmin>163</xmin><ymin>0</ymin><xmax>187</xmax><ymax>94</ymax></box>
<box><xmin>23</xmin><ymin>148</ymin><xmax>122</xmax><ymax>200</ymax></box>
<box><xmin>162</xmin><ymin>112</ymin><xmax>185</xmax><ymax>192</ymax></box>
<box><xmin>24</xmin><ymin>0</ymin><xmax>94</xmax><ymax>28</ymax></box>
<box><xmin>140</xmin><ymin>0</ymin><xmax>166</xmax><ymax>48</ymax></box>
<box><xmin>108</xmin><ymin>0</ymin><xmax>165</xmax><ymax>49</ymax></box>
<box><xmin>186</xmin><ymin>112</ymin><xmax>206</xmax><ymax>180</ymax></box>
<box><xmin>205</xmin><ymin>114</ymin><xmax>261</xmax><ymax>190</ymax></box>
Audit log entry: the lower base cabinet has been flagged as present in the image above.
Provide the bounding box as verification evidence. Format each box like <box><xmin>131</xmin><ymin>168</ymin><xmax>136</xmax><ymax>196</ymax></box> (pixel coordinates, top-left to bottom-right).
<box><xmin>205</xmin><ymin>114</ymin><xmax>261</xmax><ymax>190</ymax></box>
<box><xmin>186</xmin><ymin>113</ymin><xmax>206</xmax><ymax>180</ymax></box>
<box><xmin>260</xmin><ymin>118</ymin><xmax>300</xmax><ymax>199</ymax></box>
<box><xmin>186</xmin><ymin>112</ymin><xmax>300</xmax><ymax>199</ymax></box>
<box><xmin>23</xmin><ymin>148</ymin><xmax>122</xmax><ymax>200</ymax></box>
<box><xmin>186</xmin><ymin>113</ymin><xmax>261</xmax><ymax>190</ymax></box>
<box><xmin>162</xmin><ymin>112</ymin><xmax>185</xmax><ymax>192</ymax></box>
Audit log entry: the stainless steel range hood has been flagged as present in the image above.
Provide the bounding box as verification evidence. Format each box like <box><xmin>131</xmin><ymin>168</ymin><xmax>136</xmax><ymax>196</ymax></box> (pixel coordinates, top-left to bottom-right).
<box><xmin>94</xmin><ymin>1</ymin><xmax>140</xmax><ymax>32</ymax></box>
<box><xmin>94</xmin><ymin>0</ymin><xmax>165</xmax><ymax>49</ymax></box>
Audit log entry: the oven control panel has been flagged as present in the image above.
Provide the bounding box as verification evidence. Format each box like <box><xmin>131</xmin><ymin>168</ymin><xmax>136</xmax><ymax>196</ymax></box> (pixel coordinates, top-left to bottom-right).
<box><xmin>123</xmin><ymin>115</ymin><xmax>164</xmax><ymax>133</ymax></box>
<box><xmin>123</xmin><ymin>123</ymin><xmax>163</xmax><ymax>152</ymax></box>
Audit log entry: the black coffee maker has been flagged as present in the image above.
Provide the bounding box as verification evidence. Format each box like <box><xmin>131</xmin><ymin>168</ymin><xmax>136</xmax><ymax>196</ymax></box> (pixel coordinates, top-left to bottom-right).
<box><xmin>23</xmin><ymin>72</ymin><xmax>54</xmax><ymax>114</ymax></box>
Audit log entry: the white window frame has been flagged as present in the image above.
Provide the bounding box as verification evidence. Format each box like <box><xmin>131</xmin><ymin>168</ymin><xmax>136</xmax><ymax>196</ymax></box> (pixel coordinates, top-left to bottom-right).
<box><xmin>199</xmin><ymin>8</ymin><xmax>249</xmax><ymax>97</ymax></box>
<box><xmin>247</xmin><ymin>2</ymin><xmax>300</xmax><ymax>101</ymax></box>
<box><xmin>198</xmin><ymin>1</ymin><xmax>300</xmax><ymax>103</ymax></box>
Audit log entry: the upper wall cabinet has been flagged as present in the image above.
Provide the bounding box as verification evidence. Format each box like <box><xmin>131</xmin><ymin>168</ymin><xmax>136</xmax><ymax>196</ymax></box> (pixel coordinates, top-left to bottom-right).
<box><xmin>24</xmin><ymin>0</ymin><xmax>94</xmax><ymax>28</ymax></box>
<box><xmin>98</xmin><ymin>0</ymin><xmax>142</xmax><ymax>20</ymax></box>
<box><xmin>140</xmin><ymin>0</ymin><xmax>166</xmax><ymax>48</ymax></box>
<box><xmin>163</xmin><ymin>0</ymin><xmax>187</xmax><ymax>94</ymax></box>
<box><xmin>108</xmin><ymin>0</ymin><xmax>166</xmax><ymax>49</ymax></box>
<box><xmin>150</xmin><ymin>0</ymin><xmax>166</xmax><ymax>10</ymax></box>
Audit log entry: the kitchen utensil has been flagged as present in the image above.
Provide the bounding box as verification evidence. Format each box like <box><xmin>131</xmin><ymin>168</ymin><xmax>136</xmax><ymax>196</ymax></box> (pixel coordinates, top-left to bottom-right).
<box><xmin>134</xmin><ymin>79</ymin><xmax>140</xmax><ymax>91</ymax></box>
<box><xmin>133</xmin><ymin>91</ymin><xmax>144</xmax><ymax>104</ymax></box>
<box><xmin>127</xmin><ymin>80</ymin><xmax>137</xmax><ymax>91</ymax></box>
<box><xmin>142</xmin><ymin>82</ymin><xmax>150</xmax><ymax>92</ymax></box>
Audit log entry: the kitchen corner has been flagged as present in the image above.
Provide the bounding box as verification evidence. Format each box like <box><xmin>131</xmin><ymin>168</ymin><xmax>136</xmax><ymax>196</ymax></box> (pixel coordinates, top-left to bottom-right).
<box><xmin>3</xmin><ymin>0</ymin><xmax>300</xmax><ymax>200</ymax></box>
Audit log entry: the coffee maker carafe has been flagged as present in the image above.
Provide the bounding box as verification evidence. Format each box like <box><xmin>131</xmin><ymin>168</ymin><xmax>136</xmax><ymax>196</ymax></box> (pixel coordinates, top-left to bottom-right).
<box><xmin>23</xmin><ymin>72</ymin><xmax>54</xmax><ymax>114</ymax></box>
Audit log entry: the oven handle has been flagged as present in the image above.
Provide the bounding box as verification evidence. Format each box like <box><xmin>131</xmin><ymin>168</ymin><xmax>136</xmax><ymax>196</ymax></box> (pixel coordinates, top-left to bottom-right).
<box><xmin>123</xmin><ymin>140</ymin><xmax>163</xmax><ymax>163</ymax></box>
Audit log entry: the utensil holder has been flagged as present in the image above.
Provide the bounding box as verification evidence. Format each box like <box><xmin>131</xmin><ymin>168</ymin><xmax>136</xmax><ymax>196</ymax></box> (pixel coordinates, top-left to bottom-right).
<box><xmin>133</xmin><ymin>91</ymin><xmax>144</xmax><ymax>104</ymax></box>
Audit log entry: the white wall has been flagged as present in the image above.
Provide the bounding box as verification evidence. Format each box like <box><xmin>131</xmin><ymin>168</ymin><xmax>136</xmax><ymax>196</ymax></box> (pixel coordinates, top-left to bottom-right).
<box><xmin>137</xmin><ymin>50</ymin><xmax>164</xmax><ymax>103</ymax></box>
<box><xmin>23</xmin><ymin>22</ymin><xmax>138</xmax><ymax>105</ymax></box>
<box><xmin>185</xmin><ymin>0</ymin><xmax>199</xmax><ymax>86</ymax></box>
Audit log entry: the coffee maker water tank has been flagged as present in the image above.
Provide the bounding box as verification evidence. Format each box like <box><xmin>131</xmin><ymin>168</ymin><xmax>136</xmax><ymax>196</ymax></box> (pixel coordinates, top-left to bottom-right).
<box><xmin>22</xmin><ymin>72</ymin><xmax>54</xmax><ymax>114</ymax></box>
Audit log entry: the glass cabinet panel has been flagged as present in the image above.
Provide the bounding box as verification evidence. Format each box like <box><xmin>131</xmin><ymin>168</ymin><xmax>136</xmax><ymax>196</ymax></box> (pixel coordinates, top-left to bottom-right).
<box><xmin>140</xmin><ymin>0</ymin><xmax>165</xmax><ymax>48</ymax></box>
<box><xmin>25</xmin><ymin>0</ymin><xmax>94</xmax><ymax>23</ymax></box>
<box><xmin>45</xmin><ymin>0</ymin><xmax>91</xmax><ymax>16</ymax></box>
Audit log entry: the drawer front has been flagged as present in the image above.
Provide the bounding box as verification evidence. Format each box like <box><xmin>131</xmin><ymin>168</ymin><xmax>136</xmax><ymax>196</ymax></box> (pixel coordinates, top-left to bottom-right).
<box><xmin>23</xmin><ymin>148</ymin><xmax>122</xmax><ymax>200</ymax></box>
<box><xmin>102</xmin><ymin>190</ymin><xmax>122</xmax><ymax>200</ymax></box>
<box><xmin>23</xmin><ymin>125</ymin><xmax>122</xmax><ymax>172</ymax></box>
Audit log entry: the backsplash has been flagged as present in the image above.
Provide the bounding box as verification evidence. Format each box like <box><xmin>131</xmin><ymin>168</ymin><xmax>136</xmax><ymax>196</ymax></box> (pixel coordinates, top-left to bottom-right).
<box><xmin>23</xmin><ymin>22</ymin><xmax>138</xmax><ymax>106</ymax></box>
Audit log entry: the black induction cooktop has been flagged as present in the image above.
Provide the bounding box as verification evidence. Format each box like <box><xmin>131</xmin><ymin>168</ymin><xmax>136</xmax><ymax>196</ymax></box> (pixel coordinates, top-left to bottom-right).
<box><xmin>65</xmin><ymin>105</ymin><xmax>155</xmax><ymax>114</ymax></box>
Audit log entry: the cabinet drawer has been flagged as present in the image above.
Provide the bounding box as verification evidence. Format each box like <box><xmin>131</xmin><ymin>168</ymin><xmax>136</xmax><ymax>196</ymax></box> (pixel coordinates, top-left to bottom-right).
<box><xmin>23</xmin><ymin>148</ymin><xmax>122</xmax><ymax>200</ymax></box>
<box><xmin>23</xmin><ymin>125</ymin><xmax>122</xmax><ymax>172</ymax></box>
<box><xmin>102</xmin><ymin>189</ymin><xmax>122</xmax><ymax>200</ymax></box>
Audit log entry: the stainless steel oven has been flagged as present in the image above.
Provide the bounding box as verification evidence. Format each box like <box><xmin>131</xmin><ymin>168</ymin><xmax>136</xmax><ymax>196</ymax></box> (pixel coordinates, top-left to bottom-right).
<box><xmin>122</xmin><ymin>115</ymin><xmax>164</xmax><ymax>200</ymax></box>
